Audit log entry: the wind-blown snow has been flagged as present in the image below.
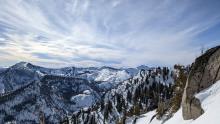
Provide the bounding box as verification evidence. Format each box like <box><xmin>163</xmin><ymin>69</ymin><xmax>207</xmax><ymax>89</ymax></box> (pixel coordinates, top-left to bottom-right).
<box><xmin>136</xmin><ymin>80</ymin><xmax>220</xmax><ymax>124</ymax></box>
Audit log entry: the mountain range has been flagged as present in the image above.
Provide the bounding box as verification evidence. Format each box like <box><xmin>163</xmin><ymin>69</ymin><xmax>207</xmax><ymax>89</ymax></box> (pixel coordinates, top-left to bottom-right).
<box><xmin>1</xmin><ymin>46</ymin><xmax>220</xmax><ymax>124</ymax></box>
<box><xmin>0</xmin><ymin>62</ymin><xmax>166</xmax><ymax>123</ymax></box>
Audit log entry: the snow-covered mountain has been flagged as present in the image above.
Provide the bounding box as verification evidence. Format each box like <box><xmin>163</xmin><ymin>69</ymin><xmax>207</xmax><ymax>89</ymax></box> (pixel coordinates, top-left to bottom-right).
<box><xmin>1</xmin><ymin>62</ymin><xmax>165</xmax><ymax>123</ymax></box>
<box><xmin>59</xmin><ymin>66</ymin><xmax>175</xmax><ymax>124</ymax></box>
<box><xmin>0</xmin><ymin>62</ymin><xmax>142</xmax><ymax>93</ymax></box>
<box><xmin>1</xmin><ymin>46</ymin><xmax>220</xmax><ymax>124</ymax></box>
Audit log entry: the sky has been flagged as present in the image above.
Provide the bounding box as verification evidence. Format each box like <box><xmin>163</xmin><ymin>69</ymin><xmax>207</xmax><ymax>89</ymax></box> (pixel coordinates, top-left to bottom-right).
<box><xmin>0</xmin><ymin>0</ymin><xmax>220</xmax><ymax>68</ymax></box>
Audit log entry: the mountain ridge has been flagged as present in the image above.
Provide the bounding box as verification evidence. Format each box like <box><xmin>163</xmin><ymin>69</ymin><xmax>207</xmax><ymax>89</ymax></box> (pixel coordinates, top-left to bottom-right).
<box><xmin>0</xmin><ymin>62</ymin><xmax>175</xmax><ymax>124</ymax></box>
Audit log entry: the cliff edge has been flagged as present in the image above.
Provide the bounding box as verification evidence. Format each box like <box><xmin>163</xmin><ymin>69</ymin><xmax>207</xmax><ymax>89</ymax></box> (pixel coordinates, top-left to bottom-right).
<box><xmin>182</xmin><ymin>45</ymin><xmax>220</xmax><ymax>120</ymax></box>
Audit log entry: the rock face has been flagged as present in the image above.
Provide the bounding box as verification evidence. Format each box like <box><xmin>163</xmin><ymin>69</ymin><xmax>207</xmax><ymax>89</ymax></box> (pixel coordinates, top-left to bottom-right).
<box><xmin>182</xmin><ymin>45</ymin><xmax>220</xmax><ymax>120</ymax></box>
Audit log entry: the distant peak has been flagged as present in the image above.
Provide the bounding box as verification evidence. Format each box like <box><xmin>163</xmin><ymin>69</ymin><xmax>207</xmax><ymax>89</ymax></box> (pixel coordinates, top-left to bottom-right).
<box><xmin>16</xmin><ymin>61</ymin><xmax>28</xmax><ymax>65</ymax></box>
<box><xmin>137</xmin><ymin>65</ymin><xmax>149</xmax><ymax>70</ymax></box>
<box><xmin>17</xmin><ymin>61</ymin><xmax>29</xmax><ymax>64</ymax></box>
<box><xmin>12</xmin><ymin>61</ymin><xmax>32</xmax><ymax>68</ymax></box>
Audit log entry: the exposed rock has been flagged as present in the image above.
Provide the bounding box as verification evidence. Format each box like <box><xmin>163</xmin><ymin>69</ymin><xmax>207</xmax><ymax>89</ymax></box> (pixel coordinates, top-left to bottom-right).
<box><xmin>182</xmin><ymin>45</ymin><xmax>220</xmax><ymax>120</ymax></box>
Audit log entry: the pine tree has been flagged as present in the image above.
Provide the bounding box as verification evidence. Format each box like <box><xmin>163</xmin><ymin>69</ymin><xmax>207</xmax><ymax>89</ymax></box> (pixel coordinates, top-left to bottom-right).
<box><xmin>127</xmin><ymin>90</ymin><xmax>132</xmax><ymax>103</ymax></box>
<box><xmin>133</xmin><ymin>103</ymin><xmax>140</xmax><ymax>115</ymax></box>
<box><xmin>170</xmin><ymin>65</ymin><xmax>187</xmax><ymax>113</ymax></box>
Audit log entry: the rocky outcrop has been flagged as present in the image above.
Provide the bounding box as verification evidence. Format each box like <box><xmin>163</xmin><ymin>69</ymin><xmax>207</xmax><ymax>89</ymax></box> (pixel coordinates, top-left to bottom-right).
<box><xmin>182</xmin><ymin>45</ymin><xmax>220</xmax><ymax>120</ymax></box>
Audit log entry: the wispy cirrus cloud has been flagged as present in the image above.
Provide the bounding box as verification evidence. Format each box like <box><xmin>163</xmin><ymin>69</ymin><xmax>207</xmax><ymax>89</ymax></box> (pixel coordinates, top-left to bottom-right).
<box><xmin>0</xmin><ymin>0</ymin><xmax>220</xmax><ymax>68</ymax></box>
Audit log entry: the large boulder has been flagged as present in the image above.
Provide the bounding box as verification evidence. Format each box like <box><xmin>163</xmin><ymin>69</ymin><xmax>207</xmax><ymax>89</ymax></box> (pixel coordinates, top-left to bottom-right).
<box><xmin>182</xmin><ymin>45</ymin><xmax>220</xmax><ymax>120</ymax></box>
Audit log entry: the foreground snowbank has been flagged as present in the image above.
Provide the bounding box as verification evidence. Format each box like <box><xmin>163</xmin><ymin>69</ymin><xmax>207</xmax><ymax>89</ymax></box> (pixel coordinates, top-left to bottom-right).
<box><xmin>136</xmin><ymin>80</ymin><xmax>220</xmax><ymax>124</ymax></box>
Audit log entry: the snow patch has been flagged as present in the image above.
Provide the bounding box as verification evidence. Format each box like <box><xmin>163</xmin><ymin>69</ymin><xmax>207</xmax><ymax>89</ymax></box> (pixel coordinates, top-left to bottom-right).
<box><xmin>71</xmin><ymin>94</ymin><xmax>95</xmax><ymax>108</ymax></box>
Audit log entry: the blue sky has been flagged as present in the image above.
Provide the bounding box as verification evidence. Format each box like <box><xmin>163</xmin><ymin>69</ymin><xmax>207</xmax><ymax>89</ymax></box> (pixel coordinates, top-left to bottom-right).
<box><xmin>0</xmin><ymin>0</ymin><xmax>220</xmax><ymax>68</ymax></box>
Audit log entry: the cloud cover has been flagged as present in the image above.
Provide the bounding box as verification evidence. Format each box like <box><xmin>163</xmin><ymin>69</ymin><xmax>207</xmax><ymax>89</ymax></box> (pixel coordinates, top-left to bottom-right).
<box><xmin>0</xmin><ymin>0</ymin><xmax>220</xmax><ymax>68</ymax></box>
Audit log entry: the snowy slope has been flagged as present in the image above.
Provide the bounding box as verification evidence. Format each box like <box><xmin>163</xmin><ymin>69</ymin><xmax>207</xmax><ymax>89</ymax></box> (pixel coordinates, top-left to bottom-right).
<box><xmin>135</xmin><ymin>80</ymin><xmax>220</xmax><ymax>124</ymax></box>
<box><xmin>95</xmin><ymin>69</ymin><xmax>130</xmax><ymax>83</ymax></box>
<box><xmin>130</xmin><ymin>111</ymin><xmax>161</xmax><ymax>124</ymax></box>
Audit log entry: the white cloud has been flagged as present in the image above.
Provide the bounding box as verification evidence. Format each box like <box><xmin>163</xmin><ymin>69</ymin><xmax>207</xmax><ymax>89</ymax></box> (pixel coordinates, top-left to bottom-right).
<box><xmin>0</xmin><ymin>37</ymin><xmax>5</xmax><ymax>41</ymax></box>
<box><xmin>0</xmin><ymin>0</ymin><xmax>220</xmax><ymax>68</ymax></box>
